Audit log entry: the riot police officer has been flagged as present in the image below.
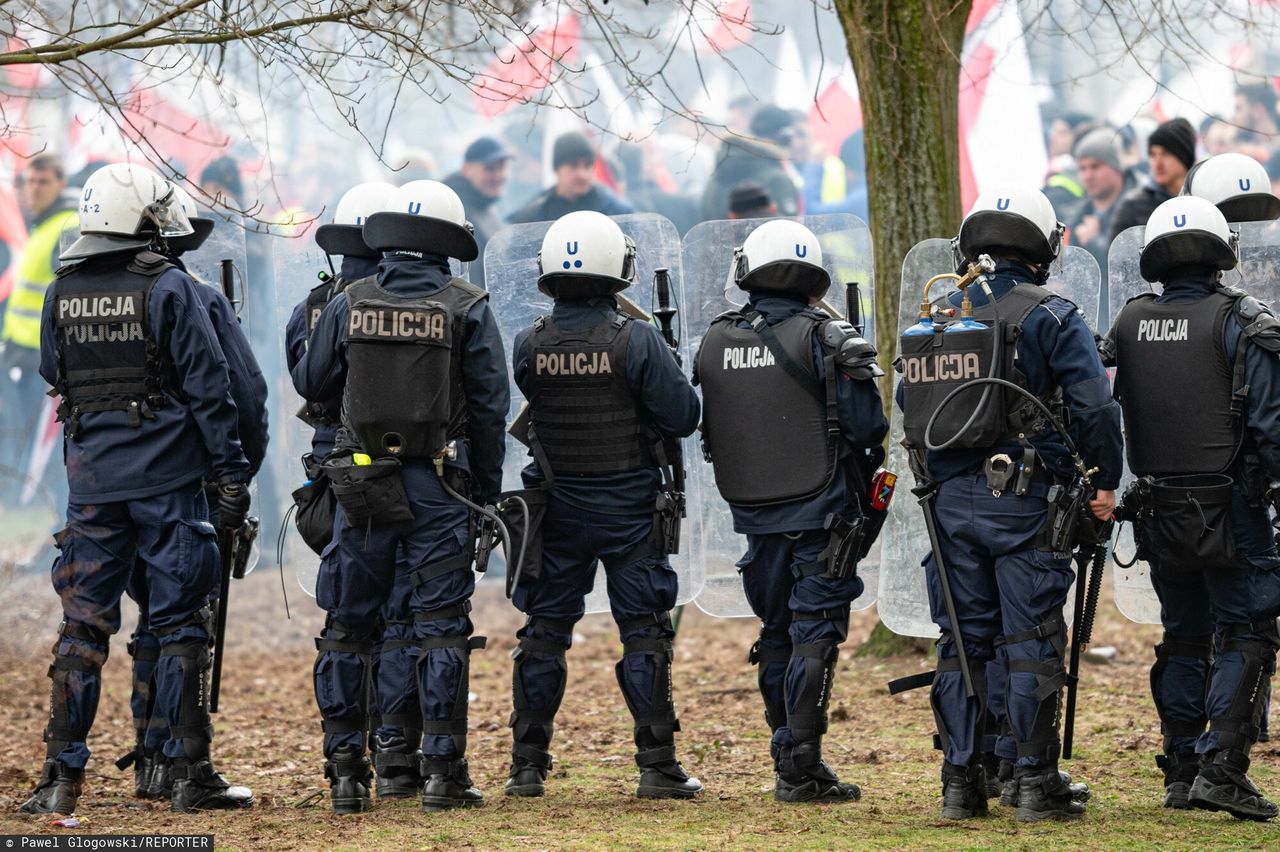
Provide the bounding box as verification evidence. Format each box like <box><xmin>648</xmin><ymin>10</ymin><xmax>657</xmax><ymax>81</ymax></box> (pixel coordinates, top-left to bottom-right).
<box><xmin>285</xmin><ymin>182</ymin><xmax>395</xmax><ymax>461</ymax></box>
<box><xmin>118</xmin><ymin>185</ymin><xmax>270</xmax><ymax>801</ymax></box>
<box><xmin>1183</xmin><ymin>152</ymin><xmax>1280</xmax><ymax>749</ymax></box>
<box><xmin>505</xmin><ymin>211</ymin><xmax>703</xmax><ymax>800</ymax></box>
<box><xmin>294</xmin><ymin>180</ymin><xmax>509</xmax><ymax>814</ymax></box>
<box><xmin>695</xmin><ymin>219</ymin><xmax>887</xmax><ymax>803</ymax></box>
<box><xmin>895</xmin><ymin>187</ymin><xmax>1122</xmax><ymax>821</ymax></box>
<box><xmin>1106</xmin><ymin>194</ymin><xmax>1280</xmax><ymax>821</ymax></box>
<box><xmin>21</xmin><ymin>163</ymin><xmax>254</xmax><ymax>814</ymax></box>
<box><xmin>285</xmin><ymin>181</ymin><xmax>427</xmax><ymax>801</ymax></box>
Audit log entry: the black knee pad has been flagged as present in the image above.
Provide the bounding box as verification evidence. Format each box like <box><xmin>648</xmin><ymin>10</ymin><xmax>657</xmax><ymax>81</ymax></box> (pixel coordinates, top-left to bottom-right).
<box><xmin>511</xmin><ymin>616</ymin><xmax>572</xmax><ymax>746</ymax></box>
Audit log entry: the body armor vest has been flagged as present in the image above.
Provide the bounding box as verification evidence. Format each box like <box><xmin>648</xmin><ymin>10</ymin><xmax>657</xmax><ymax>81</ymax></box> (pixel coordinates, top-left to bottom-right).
<box><xmin>526</xmin><ymin>312</ymin><xmax>646</xmax><ymax>476</ymax></box>
<box><xmin>1113</xmin><ymin>290</ymin><xmax>1240</xmax><ymax>476</ymax></box>
<box><xmin>341</xmin><ymin>276</ymin><xmax>485</xmax><ymax>458</ymax></box>
<box><xmin>697</xmin><ymin>309</ymin><xmax>838</xmax><ymax>506</ymax></box>
<box><xmin>51</xmin><ymin>252</ymin><xmax>179</xmax><ymax>432</ymax></box>
<box><xmin>299</xmin><ymin>275</ymin><xmax>363</xmax><ymax>426</ymax></box>
<box><xmin>899</xmin><ymin>282</ymin><xmax>1059</xmax><ymax>450</ymax></box>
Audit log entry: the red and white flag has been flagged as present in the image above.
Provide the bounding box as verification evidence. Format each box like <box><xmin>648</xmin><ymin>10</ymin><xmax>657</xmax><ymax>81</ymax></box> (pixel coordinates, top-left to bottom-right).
<box><xmin>958</xmin><ymin>0</ymin><xmax>1047</xmax><ymax>211</ymax></box>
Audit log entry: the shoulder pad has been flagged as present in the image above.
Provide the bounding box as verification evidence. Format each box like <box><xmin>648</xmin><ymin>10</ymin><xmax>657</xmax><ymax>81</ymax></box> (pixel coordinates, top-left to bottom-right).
<box><xmin>1234</xmin><ymin>296</ymin><xmax>1280</xmax><ymax>353</ymax></box>
<box><xmin>127</xmin><ymin>251</ymin><xmax>174</xmax><ymax>277</ymax></box>
<box><xmin>449</xmin><ymin>276</ymin><xmax>487</xmax><ymax>300</ymax></box>
<box><xmin>710</xmin><ymin>308</ymin><xmax>747</xmax><ymax>325</ymax></box>
<box><xmin>1123</xmin><ymin>292</ymin><xmax>1158</xmax><ymax>307</ymax></box>
<box><xmin>820</xmin><ymin>319</ymin><xmax>883</xmax><ymax>380</ymax></box>
<box><xmin>55</xmin><ymin>262</ymin><xmax>81</xmax><ymax>278</ymax></box>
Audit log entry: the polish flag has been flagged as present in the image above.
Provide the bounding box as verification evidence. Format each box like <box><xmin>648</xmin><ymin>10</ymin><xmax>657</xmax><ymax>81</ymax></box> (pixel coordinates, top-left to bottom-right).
<box><xmin>958</xmin><ymin>0</ymin><xmax>1047</xmax><ymax>211</ymax></box>
<box><xmin>473</xmin><ymin>12</ymin><xmax>580</xmax><ymax>118</ymax></box>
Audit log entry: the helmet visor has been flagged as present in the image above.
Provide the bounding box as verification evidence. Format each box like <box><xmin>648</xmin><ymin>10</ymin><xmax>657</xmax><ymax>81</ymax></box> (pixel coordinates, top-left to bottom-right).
<box><xmin>147</xmin><ymin>184</ymin><xmax>195</xmax><ymax>238</ymax></box>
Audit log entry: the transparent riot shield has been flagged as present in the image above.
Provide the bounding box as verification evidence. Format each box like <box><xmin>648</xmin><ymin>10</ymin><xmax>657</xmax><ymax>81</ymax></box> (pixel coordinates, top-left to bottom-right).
<box><xmin>878</xmin><ymin>241</ymin><xmax>1102</xmax><ymax>638</ymax></box>
<box><xmin>1</xmin><ymin>225</ymin><xmax>81</xmax><ymax>570</ymax></box>
<box><xmin>484</xmin><ymin>213</ymin><xmax>702</xmax><ymax>615</ymax></box>
<box><xmin>270</xmin><ymin>237</ymin><xmax>333</xmax><ymax>595</ymax></box>
<box><xmin>1108</xmin><ymin>219</ymin><xmax>1280</xmax><ymax>624</ymax></box>
<box><xmin>681</xmin><ymin>214</ymin><xmax>877</xmax><ymax>618</ymax></box>
<box><xmin>182</xmin><ymin>215</ymin><xmax>261</xmax><ymax>575</ymax></box>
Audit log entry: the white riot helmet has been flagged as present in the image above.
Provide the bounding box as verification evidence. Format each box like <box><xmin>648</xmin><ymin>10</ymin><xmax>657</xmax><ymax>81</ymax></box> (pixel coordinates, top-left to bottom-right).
<box><xmin>1181</xmin><ymin>152</ymin><xmax>1280</xmax><ymax>223</ymax></box>
<box><xmin>166</xmin><ymin>184</ymin><xmax>214</xmax><ymax>256</ymax></box>
<box><xmin>733</xmin><ymin>219</ymin><xmax>829</xmax><ymax>298</ymax></box>
<box><xmin>315</xmin><ymin>181</ymin><xmax>396</xmax><ymax>259</ymax></box>
<box><xmin>1140</xmin><ymin>195</ymin><xmax>1238</xmax><ymax>283</ymax></box>
<box><xmin>955</xmin><ymin>185</ymin><xmax>1064</xmax><ymax>269</ymax></box>
<box><xmin>62</xmin><ymin>163</ymin><xmax>193</xmax><ymax>260</ymax></box>
<box><xmin>536</xmin><ymin>211</ymin><xmax>637</xmax><ymax>298</ymax></box>
<box><xmin>362</xmin><ymin>179</ymin><xmax>478</xmax><ymax>261</ymax></box>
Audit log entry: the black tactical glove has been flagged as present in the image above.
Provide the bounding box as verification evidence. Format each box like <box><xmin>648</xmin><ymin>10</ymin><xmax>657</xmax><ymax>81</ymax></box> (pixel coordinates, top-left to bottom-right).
<box><xmin>216</xmin><ymin>478</ymin><xmax>251</xmax><ymax>531</ymax></box>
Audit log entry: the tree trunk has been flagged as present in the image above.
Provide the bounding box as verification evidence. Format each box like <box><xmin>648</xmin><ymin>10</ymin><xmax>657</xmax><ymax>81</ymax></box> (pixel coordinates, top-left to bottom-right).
<box><xmin>833</xmin><ymin>0</ymin><xmax>970</xmax><ymax>384</ymax></box>
<box><xmin>834</xmin><ymin>0</ymin><xmax>971</xmax><ymax>656</ymax></box>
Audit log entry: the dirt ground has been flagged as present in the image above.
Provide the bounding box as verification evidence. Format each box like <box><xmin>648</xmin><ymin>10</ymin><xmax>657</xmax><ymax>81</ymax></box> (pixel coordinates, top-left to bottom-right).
<box><xmin>0</xmin><ymin>563</ymin><xmax>1277</xmax><ymax>851</ymax></box>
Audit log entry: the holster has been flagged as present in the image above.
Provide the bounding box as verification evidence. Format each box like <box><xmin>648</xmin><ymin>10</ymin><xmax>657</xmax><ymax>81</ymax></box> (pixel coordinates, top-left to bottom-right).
<box><xmin>498</xmin><ymin>487</ymin><xmax>551</xmax><ymax>597</ymax></box>
<box><xmin>1041</xmin><ymin>477</ymin><xmax>1087</xmax><ymax>553</ymax></box>
<box><xmin>652</xmin><ymin>488</ymin><xmax>683</xmax><ymax>557</ymax></box>
<box><xmin>822</xmin><ymin>512</ymin><xmax>866</xmax><ymax>580</ymax></box>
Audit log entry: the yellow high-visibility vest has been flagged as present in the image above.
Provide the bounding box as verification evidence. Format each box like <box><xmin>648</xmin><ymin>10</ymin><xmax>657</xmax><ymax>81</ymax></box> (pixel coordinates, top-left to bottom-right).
<box><xmin>2</xmin><ymin>208</ymin><xmax>79</xmax><ymax>350</ymax></box>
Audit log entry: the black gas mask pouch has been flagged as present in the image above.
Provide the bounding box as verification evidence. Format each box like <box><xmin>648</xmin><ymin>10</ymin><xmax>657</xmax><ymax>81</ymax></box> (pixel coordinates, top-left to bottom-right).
<box><xmin>291</xmin><ymin>453</ymin><xmax>338</xmax><ymax>555</ymax></box>
<box><xmin>1149</xmin><ymin>474</ymin><xmax>1236</xmax><ymax>572</ymax></box>
<box><xmin>497</xmin><ymin>487</ymin><xmax>550</xmax><ymax>597</ymax></box>
<box><xmin>323</xmin><ymin>455</ymin><xmax>413</xmax><ymax>527</ymax></box>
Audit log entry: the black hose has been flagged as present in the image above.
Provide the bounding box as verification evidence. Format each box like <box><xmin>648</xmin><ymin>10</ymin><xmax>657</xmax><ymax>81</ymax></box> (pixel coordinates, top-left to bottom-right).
<box><xmin>923</xmin><ymin>376</ymin><xmax>1084</xmax><ymax>464</ymax></box>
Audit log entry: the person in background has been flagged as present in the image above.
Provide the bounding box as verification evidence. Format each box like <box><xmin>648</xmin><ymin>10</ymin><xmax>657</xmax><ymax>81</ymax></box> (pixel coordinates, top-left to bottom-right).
<box><xmin>508</xmin><ymin>132</ymin><xmax>633</xmax><ymax>225</ymax></box>
<box><xmin>727</xmin><ymin>182</ymin><xmax>777</xmax><ymax>221</ymax></box>
<box><xmin>1109</xmin><ymin>117</ymin><xmax>1197</xmax><ymax>242</ymax></box>
<box><xmin>701</xmin><ymin>105</ymin><xmax>800</xmax><ymax>222</ymax></box>
<box><xmin>443</xmin><ymin>136</ymin><xmax>512</xmax><ymax>285</ymax></box>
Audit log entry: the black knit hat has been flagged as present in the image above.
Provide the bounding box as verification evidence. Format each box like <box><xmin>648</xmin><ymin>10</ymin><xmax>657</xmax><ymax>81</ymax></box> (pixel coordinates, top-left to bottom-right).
<box><xmin>1148</xmin><ymin>118</ymin><xmax>1197</xmax><ymax>171</ymax></box>
<box><xmin>552</xmin><ymin>132</ymin><xmax>596</xmax><ymax>169</ymax></box>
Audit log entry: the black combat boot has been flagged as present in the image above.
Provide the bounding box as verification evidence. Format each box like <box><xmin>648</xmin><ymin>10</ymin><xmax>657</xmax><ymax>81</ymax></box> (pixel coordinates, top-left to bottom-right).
<box><xmin>505</xmin><ymin>743</ymin><xmax>553</xmax><ymax>797</ymax></box>
<box><xmin>421</xmin><ymin>757</ymin><xmax>484</xmax><ymax>811</ymax></box>
<box><xmin>980</xmin><ymin>753</ymin><xmax>1001</xmax><ymax>800</ymax></box>
<box><xmin>636</xmin><ymin>744</ymin><xmax>703</xmax><ymax>800</ymax></box>
<box><xmin>1000</xmin><ymin>763</ymin><xmax>1089</xmax><ymax>807</ymax></box>
<box><xmin>1014</xmin><ymin>767</ymin><xmax>1087</xmax><ymax>822</ymax></box>
<box><xmin>324</xmin><ymin>747</ymin><xmax>372</xmax><ymax>815</ymax></box>
<box><xmin>775</xmin><ymin>742</ymin><xmax>859</xmax><ymax>804</ymax></box>
<box><xmin>997</xmin><ymin>758</ymin><xmax>1018</xmax><ymax>806</ymax></box>
<box><xmin>940</xmin><ymin>762</ymin><xmax>988</xmax><ymax>820</ymax></box>
<box><xmin>170</xmin><ymin>759</ymin><xmax>254</xmax><ymax>813</ymax></box>
<box><xmin>1189</xmin><ymin>750</ymin><xmax>1278</xmax><ymax>821</ymax></box>
<box><xmin>1156</xmin><ymin>751</ymin><xmax>1199</xmax><ymax>809</ymax></box>
<box><xmin>20</xmin><ymin>760</ymin><xmax>83</xmax><ymax>814</ymax></box>
<box><xmin>373</xmin><ymin>735</ymin><xmax>422</xmax><ymax>800</ymax></box>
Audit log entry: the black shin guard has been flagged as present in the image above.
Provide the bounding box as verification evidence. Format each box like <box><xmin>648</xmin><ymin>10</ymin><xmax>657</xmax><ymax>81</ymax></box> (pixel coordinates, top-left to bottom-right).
<box><xmin>161</xmin><ymin>641</ymin><xmax>215</xmax><ymax>761</ymax></box>
<box><xmin>510</xmin><ymin>617</ymin><xmax>571</xmax><ymax>756</ymax></box>
<box><xmin>314</xmin><ymin>620</ymin><xmax>375</xmax><ymax>756</ymax></box>
<box><xmin>43</xmin><ymin>620</ymin><xmax>108</xmax><ymax>762</ymax></box>
<box><xmin>417</xmin><ymin>608</ymin><xmax>486</xmax><ymax>760</ymax></box>
<box><xmin>616</xmin><ymin>612</ymin><xmax>680</xmax><ymax>755</ymax></box>
<box><xmin>1207</xmin><ymin>619</ymin><xmax>1280</xmax><ymax>765</ymax></box>
<box><xmin>1150</xmin><ymin>632</ymin><xmax>1213</xmax><ymax>757</ymax></box>
<box><xmin>748</xmin><ymin>632</ymin><xmax>790</xmax><ymax>734</ymax></box>
<box><xmin>1001</xmin><ymin>615</ymin><xmax>1068</xmax><ymax>767</ymax></box>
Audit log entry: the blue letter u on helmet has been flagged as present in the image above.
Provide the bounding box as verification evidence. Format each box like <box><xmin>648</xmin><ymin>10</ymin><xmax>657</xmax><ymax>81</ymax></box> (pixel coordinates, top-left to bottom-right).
<box><xmin>996</xmin><ymin>197</ymin><xmax>1011</xmax><ymax>211</ymax></box>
